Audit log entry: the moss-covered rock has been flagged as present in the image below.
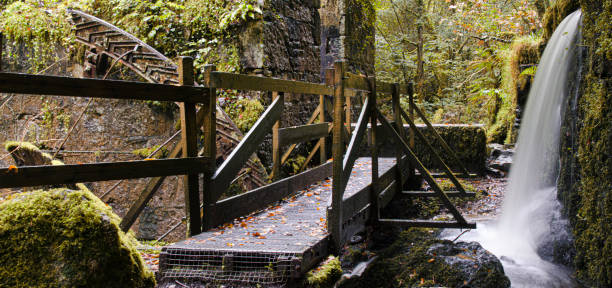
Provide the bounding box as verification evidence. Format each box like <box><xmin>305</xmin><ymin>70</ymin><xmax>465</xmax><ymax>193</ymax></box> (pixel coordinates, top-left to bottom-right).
<box><xmin>0</xmin><ymin>188</ymin><xmax>155</xmax><ymax>287</ymax></box>
<box><xmin>340</xmin><ymin>229</ymin><xmax>510</xmax><ymax>288</ymax></box>
<box><xmin>542</xmin><ymin>0</ymin><xmax>581</xmax><ymax>42</ymax></box>
<box><xmin>304</xmin><ymin>255</ymin><xmax>343</xmax><ymax>288</ymax></box>
<box><xmin>556</xmin><ymin>1</ymin><xmax>611</xmax><ymax>286</ymax></box>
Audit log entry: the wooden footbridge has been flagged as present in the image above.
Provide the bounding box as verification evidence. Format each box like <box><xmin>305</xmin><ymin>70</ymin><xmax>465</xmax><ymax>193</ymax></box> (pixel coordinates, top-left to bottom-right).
<box><xmin>0</xmin><ymin>10</ymin><xmax>477</xmax><ymax>287</ymax></box>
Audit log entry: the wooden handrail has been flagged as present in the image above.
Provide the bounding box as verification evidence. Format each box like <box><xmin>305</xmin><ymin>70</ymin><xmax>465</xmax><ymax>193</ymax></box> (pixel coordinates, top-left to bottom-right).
<box><xmin>342</xmin><ymin>97</ymin><xmax>370</xmax><ymax>182</ymax></box>
<box><xmin>0</xmin><ymin>157</ymin><xmax>210</xmax><ymax>188</ymax></box>
<box><xmin>278</xmin><ymin>123</ymin><xmax>330</xmax><ymax>147</ymax></box>
<box><xmin>210</xmin><ymin>71</ymin><xmax>333</xmax><ymax>95</ymax></box>
<box><xmin>0</xmin><ymin>72</ymin><xmax>208</xmax><ymax>103</ymax></box>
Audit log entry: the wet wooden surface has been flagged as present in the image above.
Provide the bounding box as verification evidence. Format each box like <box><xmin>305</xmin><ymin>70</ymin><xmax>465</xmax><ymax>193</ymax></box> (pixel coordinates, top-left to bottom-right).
<box><xmin>167</xmin><ymin>158</ymin><xmax>396</xmax><ymax>253</ymax></box>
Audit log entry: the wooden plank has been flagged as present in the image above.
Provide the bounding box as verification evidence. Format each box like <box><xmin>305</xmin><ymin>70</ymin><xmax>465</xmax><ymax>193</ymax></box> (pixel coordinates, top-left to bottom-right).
<box><xmin>201</xmin><ymin>65</ymin><xmax>217</xmax><ymax>231</ymax></box>
<box><xmin>378</xmin><ymin>180</ymin><xmax>398</xmax><ymax>209</ymax></box>
<box><xmin>271</xmin><ymin>92</ymin><xmax>281</xmax><ymax>181</ymax></box>
<box><xmin>211</xmin><ymin>95</ymin><xmax>284</xmax><ymax>201</ymax></box>
<box><xmin>330</xmin><ymin>62</ymin><xmax>345</xmax><ymax>251</ymax></box>
<box><xmin>402</xmin><ymin>191</ymin><xmax>477</xmax><ymax>197</ymax></box>
<box><xmin>391</xmin><ymin>83</ymin><xmax>406</xmax><ymax>199</ymax></box>
<box><xmin>379</xmin><ymin>219</ymin><xmax>476</xmax><ymax>229</ymax></box>
<box><xmin>0</xmin><ymin>157</ymin><xmax>210</xmax><ymax>188</ymax></box>
<box><xmin>342</xmin><ymin>97</ymin><xmax>370</xmax><ymax>181</ymax></box>
<box><xmin>400</xmin><ymin>109</ymin><xmax>467</xmax><ymax>195</ymax></box>
<box><xmin>409</xmin><ymin>100</ymin><xmax>471</xmax><ymax>177</ymax></box>
<box><xmin>209</xmin><ymin>71</ymin><xmax>333</xmax><ymax>95</ymax></box>
<box><xmin>207</xmin><ymin>162</ymin><xmax>332</xmax><ymax>228</ymax></box>
<box><xmin>368</xmin><ymin>77</ymin><xmax>379</xmax><ymax>224</ymax></box>
<box><xmin>0</xmin><ymin>72</ymin><xmax>207</xmax><ymax>103</ymax></box>
<box><xmin>375</xmin><ymin>80</ymin><xmax>394</xmax><ymax>95</ymax></box>
<box><xmin>178</xmin><ymin>56</ymin><xmax>201</xmax><ymax>236</ymax></box>
<box><xmin>319</xmin><ymin>92</ymin><xmax>328</xmax><ymax>165</ymax></box>
<box><xmin>279</xmin><ymin>108</ymin><xmax>321</xmax><ymax>169</ymax></box>
<box><xmin>344</xmin><ymin>72</ymin><xmax>370</xmax><ymax>91</ymax></box>
<box><xmin>278</xmin><ymin>123</ymin><xmax>330</xmax><ymax>147</ymax></box>
<box><xmin>376</xmin><ymin>111</ymin><xmax>469</xmax><ymax>225</ymax></box>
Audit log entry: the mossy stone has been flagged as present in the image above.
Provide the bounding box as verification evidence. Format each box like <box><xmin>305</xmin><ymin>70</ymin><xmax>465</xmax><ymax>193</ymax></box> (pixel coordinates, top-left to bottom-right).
<box><xmin>0</xmin><ymin>188</ymin><xmax>155</xmax><ymax>287</ymax></box>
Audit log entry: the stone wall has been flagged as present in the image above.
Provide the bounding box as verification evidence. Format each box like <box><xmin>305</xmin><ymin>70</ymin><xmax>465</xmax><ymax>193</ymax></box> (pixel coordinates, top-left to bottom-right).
<box><xmin>320</xmin><ymin>0</ymin><xmax>376</xmax><ymax>74</ymax></box>
<box><xmin>359</xmin><ymin>124</ymin><xmax>487</xmax><ymax>174</ymax></box>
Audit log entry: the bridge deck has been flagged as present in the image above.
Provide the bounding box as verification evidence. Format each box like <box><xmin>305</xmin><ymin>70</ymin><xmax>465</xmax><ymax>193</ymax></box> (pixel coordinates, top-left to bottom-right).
<box><xmin>159</xmin><ymin>158</ymin><xmax>396</xmax><ymax>285</ymax></box>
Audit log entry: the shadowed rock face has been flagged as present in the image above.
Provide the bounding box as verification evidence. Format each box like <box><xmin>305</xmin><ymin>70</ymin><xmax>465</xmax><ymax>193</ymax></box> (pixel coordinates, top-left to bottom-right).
<box><xmin>338</xmin><ymin>229</ymin><xmax>510</xmax><ymax>288</ymax></box>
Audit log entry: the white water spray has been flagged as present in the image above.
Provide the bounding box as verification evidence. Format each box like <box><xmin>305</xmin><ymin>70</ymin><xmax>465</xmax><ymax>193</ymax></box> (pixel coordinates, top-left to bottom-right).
<box><xmin>445</xmin><ymin>10</ymin><xmax>583</xmax><ymax>287</ymax></box>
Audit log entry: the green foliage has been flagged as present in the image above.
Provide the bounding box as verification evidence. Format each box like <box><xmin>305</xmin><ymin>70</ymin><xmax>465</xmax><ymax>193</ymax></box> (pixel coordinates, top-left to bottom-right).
<box><xmin>224</xmin><ymin>97</ymin><xmax>264</xmax><ymax>133</ymax></box>
<box><xmin>305</xmin><ymin>255</ymin><xmax>342</xmax><ymax>288</ymax></box>
<box><xmin>0</xmin><ymin>0</ymin><xmax>91</xmax><ymax>72</ymax></box>
<box><xmin>0</xmin><ymin>188</ymin><xmax>155</xmax><ymax>287</ymax></box>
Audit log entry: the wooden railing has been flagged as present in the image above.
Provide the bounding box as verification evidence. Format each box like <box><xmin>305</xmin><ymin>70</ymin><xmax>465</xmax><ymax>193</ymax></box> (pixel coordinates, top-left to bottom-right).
<box><xmin>1</xmin><ymin>42</ymin><xmax>475</xmax><ymax>245</ymax></box>
<box><xmin>0</xmin><ymin>56</ymin><xmax>212</xmax><ymax>237</ymax></box>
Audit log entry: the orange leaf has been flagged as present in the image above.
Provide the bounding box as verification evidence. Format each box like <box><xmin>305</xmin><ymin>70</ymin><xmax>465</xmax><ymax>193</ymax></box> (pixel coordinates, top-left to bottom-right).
<box><xmin>7</xmin><ymin>165</ymin><xmax>18</xmax><ymax>173</ymax></box>
<box><xmin>226</xmin><ymin>243</ymin><xmax>234</xmax><ymax>247</ymax></box>
<box><xmin>306</xmin><ymin>193</ymin><xmax>313</xmax><ymax>197</ymax></box>
<box><xmin>144</xmin><ymin>158</ymin><xmax>155</xmax><ymax>161</ymax></box>
<box><xmin>268</xmin><ymin>212</ymin><xmax>275</xmax><ymax>217</ymax></box>
<box><xmin>252</xmin><ymin>232</ymin><xmax>261</xmax><ymax>237</ymax></box>
<box><xmin>258</xmin><ymin>235</ymin><xmax>266</xmax><ymax>239</ymax></box>
<box><xmin>428</xmin><ymin>258</ymin><xmax>435</xmax><ymax>263</ymax></box>
<box><xmin>240</xmin><ymin>222</ymin><xmax>247</xmax><ymax>228</ymax></box>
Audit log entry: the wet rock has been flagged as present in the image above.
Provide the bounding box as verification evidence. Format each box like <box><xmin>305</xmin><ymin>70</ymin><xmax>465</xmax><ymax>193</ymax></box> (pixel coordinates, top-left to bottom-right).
<box><xmin>338</xmin><ymin>229</ymin><xmax>510</xmax><ymax>288</ymax></box>
<box><xmin>487</xmin><ymin>144</ymin><xmax>514</xmax><ymax>173</ymax></box>
<box><xmin>427</xmin><ymin>241</ymin><xmax>511</xmax><ymax>287</ymax></box>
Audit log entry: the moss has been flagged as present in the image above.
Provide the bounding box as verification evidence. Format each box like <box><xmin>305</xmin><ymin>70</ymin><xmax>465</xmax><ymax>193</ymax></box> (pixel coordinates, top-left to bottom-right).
<box><xmin>0</xmin><ymin>188</ymin><xmax>155</xmax><ymax>287</ymax></box>
<box><xmin>224</xmin><ymin>98</ymin><xmax>264</xmax><ymax>133</ymax></box>
<box><xmin>542</xmin><ymin>0</ymin><xmax>581</xmax><ymax>42</ymax></box>
<box><xmin>132</xmin><ymin>145</ymin><xmax>169</xmax><ymax>159</ymax></box>
<box><xmin>305</xmin><ymin>255</ymin><xmax>342</xmax><ymax>288</ymax></box>
<box><xmin>488</xmin><ymin>35</ymin><xmax>542</xmax><ymax>144</ymax></box>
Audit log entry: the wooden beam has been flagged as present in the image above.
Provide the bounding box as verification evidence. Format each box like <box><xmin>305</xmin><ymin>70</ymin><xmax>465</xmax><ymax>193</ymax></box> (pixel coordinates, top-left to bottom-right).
<box><xmin>0</xmin><ymin>158</ymin><xmax>210</xmax><ymax>188</ymax></box>
<box><xmin>344</xmin><ymin>72</ymin><xmax>370</xmax><ymax>91</ymax></box>
<box><xmin>209</xmin><ymin>71</ymin><xmax>333</xmax><ymax>95</ymax></box>
<box><xmin>375</xmin><ymin>80</ymin><xmax>394</xmax><ymax>95</ymax></box>
<box><xmin>211</xmin><ymin>94</ymin><xmax>284</xmax><ymax>201</ymax></box>
<box><xmin>271</xmin><ymin>92</ymin><xmax>281</xmax><ymax>181</ymax></box>
<box><xmin>178</xmin><ymin>56</ymin><xmax>201</xmax><ymax>236</ymax></box>
<box><xmin>0</xmin><ymin>72</ymin><xmax>208</xmax><ymax>103</ymax></box>
<box><xmin>400</xmin><ymin>109</ymin><xmax>467</xmax><ymax>195</ymax></box>
<box><xmin>206</xmin><ymin>163</ymin><xmax>332</xmax><ymax>228</ymax></box>
<box><xmin>342</xmin><ymin>97</ymin><xmax>370</xmax><ymax>182</ymax></box>
<box><xmin>391</xmin><ymin>83</ymin><xmax>406</xmax><ymax>199</ymax></box>
<box><xmin>330</xmin><ymin>62</ymin><xmax>345</xmax><ymax>251</ymax></box>
<box><xmin>408</xmin><ymin>102</ymin><xmax>472</xmax><ymax>177</ymax></box>
<box><xmin>278</xmin><ymin>108</ymin><xmax>321</xmax><ymax>169</ymax></box>
<box><xmin>368</xmin><ymin>77</ymin><xmax>379</xmax><ymax>224</ymax></box>
<box><xmin>402</xmin><ymin>191</ymin><xmax>477</xmax><ymax>197</ymax></box>
<box><xmin>201</xmin><ymin>65</ymin><xmax>217</xmax><ymax>231</ymax></box>
<box><xmin>377</xmin><ymin>111</ymin><xmax>469</xmax><ymax>225</ymax></box>
<box><xmin>379</xmin><ymin>219</ymin><xmax>476</xmax><ymax>229</ymax></box>
<box><xmin>319</xmin><ymin>90</ymin><xmax>328</xmax><ymax>165</ymax></box>
<box><xmin>278</xmin><ymin>123</ymin><xmax>330</xmax><ymax>147</ymax></box>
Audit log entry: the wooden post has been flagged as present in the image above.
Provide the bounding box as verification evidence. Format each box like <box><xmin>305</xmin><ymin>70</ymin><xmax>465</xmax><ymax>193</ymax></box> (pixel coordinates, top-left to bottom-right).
<box><xmin>408</xmin><ymin>83</ymin><xmax>415</xmax><ymax>179</ymax></box>
<box><xmin>329</xmin><ymin>62</ymin><xmax>344</xmax><ymax>250</ymax></box>
<box><xmin>391</xmin><ymin>83</ymin><xmax>404</xmax><ymax>193</ymax></box>
<box><xmin>0</xmin><ymin>32</ymin><xmax>3</xmax><ymax>72</ymax></box>
<box><xmin>368</xmin><ymin>76</ymin><xmax>379</xmax><ymax>223</ymax></box>
<box><xmin>201</xmin><ymin>65</ymin><xmax>217</xmax><ymax>231</ymax></box>
<box><xmin>321</xmin><ymin>69</ymin><xmax>333</xmax><ymax>164</ymax></box>
<box><xmin>178</xmin><ymin>56</ymin><xmax>201</xmax><ymax>236</ymax></box>
<box><xmin>345</xmin><ymin>89</ymin><xmax>352</xmax><ymax>137</ymax></box>
<box><xmin>271</xmin><ymin>91</ymin><xmax>281</xmax><ymax>180</ymax></box>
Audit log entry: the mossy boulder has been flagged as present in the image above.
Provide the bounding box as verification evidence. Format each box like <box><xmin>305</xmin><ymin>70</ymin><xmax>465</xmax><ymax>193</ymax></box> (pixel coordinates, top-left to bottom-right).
<box><xmin>341</xmin><ymin>229</ymin><xmax>510</xmax><ymax>288</ymax></box>
<box><xmin>0</xmin><ymin>188</ymin><xmax>155</xmax><ymax>287</ymax></box>
<box><xmin>304</xmin><ymin>256</ymin><xmax>343</xmax><ymax>288</ymax></box>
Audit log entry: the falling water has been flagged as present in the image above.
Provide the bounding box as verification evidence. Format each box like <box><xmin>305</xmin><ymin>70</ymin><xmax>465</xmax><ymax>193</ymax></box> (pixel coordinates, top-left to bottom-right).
<box><xmin>444</xmin><ymin>10</ymin><xmax>583</xmax><ymax>287</ymax></box>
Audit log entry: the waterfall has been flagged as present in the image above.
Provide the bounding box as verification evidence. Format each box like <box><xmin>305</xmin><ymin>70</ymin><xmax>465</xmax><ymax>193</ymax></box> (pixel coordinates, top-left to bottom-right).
<box><xmin>495</xmin><ymin>9</ymin><xmax>581</xmax><ymax>263</ymax></box>
<box><xmin>444</xmin><ymin>10</ymin><xmax>583</xmax><ymax>287</ymax></box>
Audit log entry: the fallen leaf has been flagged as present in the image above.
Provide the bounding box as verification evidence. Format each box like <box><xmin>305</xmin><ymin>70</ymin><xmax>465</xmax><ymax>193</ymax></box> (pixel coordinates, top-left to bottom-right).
<box><xmin>428</xmin><ymin>258</ymin><xmax>435</xmax><ymax>263</ymax></box>
<box><xmin>7</xmin><ymin>165</ymin><xmax>18</xmax><ymax>173</ymax></box>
